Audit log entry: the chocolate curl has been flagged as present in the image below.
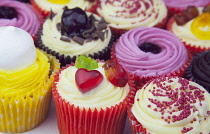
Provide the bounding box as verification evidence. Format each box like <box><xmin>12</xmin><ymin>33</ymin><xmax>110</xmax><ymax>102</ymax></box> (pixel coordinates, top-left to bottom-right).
<box><xmin>174</xmin><ymin>6</ymin><xmax>199</xmax><ymax>26</ymax></box>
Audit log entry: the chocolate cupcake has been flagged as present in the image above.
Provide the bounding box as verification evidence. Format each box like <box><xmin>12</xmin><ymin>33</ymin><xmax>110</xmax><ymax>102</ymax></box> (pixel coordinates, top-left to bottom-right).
<box><xmin>37</xmin><ymin>7</ymin><xmax>114</xmax><ymax>67</ymax></box>
<box><xmin>185</xmin><ymin>50</ymin><xmax>210</xmax><ymax>93</ymax></box>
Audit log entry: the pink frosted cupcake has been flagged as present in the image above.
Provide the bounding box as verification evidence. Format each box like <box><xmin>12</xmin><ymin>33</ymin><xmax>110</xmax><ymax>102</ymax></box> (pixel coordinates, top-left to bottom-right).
<box><xmin>111</xmin><ymin>27</ymin><xmax>191</xmax><ymax>89</ymax></box>
<box><xmin>52</xmin><ymin>55</ymin><xmax>129</xmax><ymax>134</ymax></box>
<box><xmin>161</xmin><ymin>0</ymin><xmax>210</xmax><ymax>15</ymax></box>
<box><xmin>167</xmin><ymin>5</ymin><xmax>210</xmax><ymax>55</ymax></box>
<box><xmin>127</xmin><ymin>76</ymin><xmax>210</xmax><ymax>134</ymax></box>
<box><xmin>0</xmin><ymin>0</ymin><xmax>42</xmax><ymax>40</ymax></box>
<box><xmin>95</xmin><ymin>0</ymin><xmax>168</xmax><ymax>38</ymax></box>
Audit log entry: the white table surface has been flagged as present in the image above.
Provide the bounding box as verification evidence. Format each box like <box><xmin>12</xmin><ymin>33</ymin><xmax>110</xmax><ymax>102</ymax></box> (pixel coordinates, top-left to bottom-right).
<box><xmin>0</xmin><ymin>100</ymin><xmax>131</xmax><ymax>134</ymax></box>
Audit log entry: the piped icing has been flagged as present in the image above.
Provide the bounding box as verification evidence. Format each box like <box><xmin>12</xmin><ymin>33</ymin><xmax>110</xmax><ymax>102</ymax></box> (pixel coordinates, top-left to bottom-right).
<box><xmin>115</xmin><ymin>27</ymin><xmax>187</xmax><ymax>77</ymax></box>
<box><xmin>0</xmin><ymin>26</ymin><xmax>36</xmax><ymax>71</ymax></box>
<box><xmin>0</xmin><ymin>0</ymin><xmax>41</xmax><ymax>36</ymax></box>
<box><xmin>161</xmin><ymin>0</ymin><xmax>210</xmax><ymax>10</ymax></box>
<box><xmin>97</xmin><ymin>0</ymin><xmax>167</xmax><ymax>30</ymax></box>
<box><xmin>132</xmin><ymin>76</ymin><xmax>210</xmax><ymax>134</ymax></box>
<box><xmin>41</xmin><ymin>8</ymin><xmax>111</xmax><ymax>57</ymax></box>
<box><xmin>33</xmin><ymin>0</ymin><xmax>94</xmax><ymax>13</ymax></box>
<box><xmin>171</xmin><ymin>7</ymin><xmax>210</xmax><ymax>48</ymax></box>
<box><xmin>56</xmin><ymin>62</ymin><xmax>129</xmax><ymax>109</ymax></box>
<box><xmin>0</xmin><ymin>26</ymin><xmax>50</xmax><ymax>97</ymax></box>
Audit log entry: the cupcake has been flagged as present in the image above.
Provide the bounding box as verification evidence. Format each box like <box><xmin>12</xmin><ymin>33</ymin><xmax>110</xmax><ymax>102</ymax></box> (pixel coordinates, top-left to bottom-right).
<box><xmin>167</xmin><ymin>5</ymin><xmax>210</xmax><ymax>55</ymax></box>
<box><xmin>52</xmin><ymin>55</ymin><xmax>129</xmax><ymax>134</ymax></box>
<box><xmin>0</xmin><ymin>26</ymin><xmax>60</xmax><ymax>133</ymax></box>
<box><xmin>111</xmin><ymin>26</ymin><xmax>191</xmax><ymax>89</ymax></box>
<box><xmin>37</xmin><ymin>7</ymin><xmax>114</xmax><ymax>67</ymax></box>
<box><xmin>185</xmin><ymin>50</ymin><xmax>210</xmax><ymax>93</ymax></box>
<box><xmin>31</xmin><ymin>0</ymin><xmax>96</xmax><ymax>18</ymax></box>
<box><xmin>128</xmin><ymin>76</ymin><xmax>210</xmax><ymax>134</ymax></box>
<box><xmin>95</xmin><ymin>0</ymin><xmax>168</xmax><ymax>38</ymax></box>
<box><xmin>0</xmin><ymin>0</ymin><xmax>42</xmax><ymax>40</ymax></box>
<box><xmin>161</xmin><ymin>0</ymin><xmax>210</xmax><ymax>15</ymax></box>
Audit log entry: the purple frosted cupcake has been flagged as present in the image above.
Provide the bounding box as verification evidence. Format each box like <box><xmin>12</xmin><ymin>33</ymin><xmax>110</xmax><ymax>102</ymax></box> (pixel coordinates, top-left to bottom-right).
<box><xmin>0</xmin><ymin>0</ymin><xmax>42</xmax><ymax>39</ymax></box>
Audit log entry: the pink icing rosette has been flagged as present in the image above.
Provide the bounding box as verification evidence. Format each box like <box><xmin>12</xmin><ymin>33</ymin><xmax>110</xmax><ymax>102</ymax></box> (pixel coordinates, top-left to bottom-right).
<box><xmin>0</xmin><ymin>0</ymin><xmax>42</xmax><ymax>39</ymax></box>
<box><xmin>111</xmin><ymin>27</ymin><xmax>192</xmax><ymax>89</ymax></box>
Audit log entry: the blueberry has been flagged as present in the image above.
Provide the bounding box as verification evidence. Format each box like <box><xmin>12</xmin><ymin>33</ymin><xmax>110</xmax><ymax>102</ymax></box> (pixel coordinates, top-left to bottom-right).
<box><xmin>61</xmin><ymin>7</ymin><xmax>88</xmax><ymax>38</ymax></box>
<box><xmin>0</xmin><ymin>7</ymin><xmax>18</xmax><ymax>19</ymax></box>
<box><xmin>139</xmin><ymin>43</ymin><xmax>161</xmax><ymax>54</ymax></box>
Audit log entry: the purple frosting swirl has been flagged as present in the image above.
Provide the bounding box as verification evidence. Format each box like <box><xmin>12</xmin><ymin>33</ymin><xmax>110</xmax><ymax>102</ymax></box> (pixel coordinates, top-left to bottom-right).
<box><xmin>115</xmin><ymin>27</ymin><xmax>188</xmax><ymax>77</ymax></box>
<box><xmin>0</xmin><ymin>0</ymin><xmax>41</xmax><ymax>36</ymax></box>
<box><xmin>161</xmin><ymin>0</ymin><xmax>210</xmax><ymax>10</ymax></box>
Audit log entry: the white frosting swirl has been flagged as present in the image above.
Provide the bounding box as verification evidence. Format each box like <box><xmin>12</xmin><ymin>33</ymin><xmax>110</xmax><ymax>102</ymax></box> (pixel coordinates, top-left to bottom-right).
<box><xmin>171</xmin><ymin>8</ymin><xmax>210</xmax><ymax>48</ymax></box>
<box><xmin>56</xmin><ymin>63</ymin><xmax>129</xmax><ymax>109</ymax></box>
<box><xmin>0</xmin><ymin>26</ymin><xmax>36</xmax><ymax>71</ymax></box>
<box><xmin>97</xmin><ymin>0</ymin><xmax>167</xmax><ymax>30</ymax></box>
<box><xmin>34</xmin><ymin>0</ymin><xmax>93</xmax><ymax>13</ymax></box>
<box><xmin>132</xmin><ymin>77</ymin><xmax>210</xmax><ymax>134</ymax></box>
<box><xmin>41</xmin><ymin>12</ymin><xmax>112</xmax><ymax>57</ymax></box>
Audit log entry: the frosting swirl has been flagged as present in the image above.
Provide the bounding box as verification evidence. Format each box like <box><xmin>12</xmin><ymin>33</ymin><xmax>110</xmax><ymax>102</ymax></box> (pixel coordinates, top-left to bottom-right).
<box><xmin>162</xmin><ymin>0</ymin><xmax>210</xmax><ymax>10</ymax></box>
<box><xmin>0</xmin><ymin>0</ymin><xmax>41</xmax><ymax>36</ymax></box>
<box><xmin>115</xmin><ymin>27</ymin><xmax>187</xmax><ymax>77</ymax></box>
<box><xmin>97</xmin><ymin>0</ymin><xmax>167</xmax><ymax>30</ymax></box>
<box><xmin>132</xmin><ymin>77</ymin><xmax>210</xmax><ymax>134</ymax></box>
<box><xmin>41</xmin><ymin>11</ymin><xmax>112</xmax><ymax>57</ymax></box>
<box><xmin>56</xmin><ymin>63</ymin><xmax>129</xmax><ymax>109</ymax></box>
<box><xmin>190</xmin><ymin>51</ymin><xmax>210</xmax><ymax>92</ymax></box>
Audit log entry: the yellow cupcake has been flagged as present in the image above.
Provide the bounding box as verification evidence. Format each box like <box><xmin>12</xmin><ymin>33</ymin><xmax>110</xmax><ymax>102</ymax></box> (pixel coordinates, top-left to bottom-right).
<box><xmin>0</xmin><ymin>26</ymin><xmax>60</xmax><ymax>133</ymax></box>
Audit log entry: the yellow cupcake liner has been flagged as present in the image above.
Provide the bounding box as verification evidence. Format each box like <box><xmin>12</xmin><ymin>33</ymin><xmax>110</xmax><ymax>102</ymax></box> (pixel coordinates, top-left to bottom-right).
<box><xmin>0</xmin><ymin>50</ymin><xmax>60</xmax><ymax>133</ymax></box>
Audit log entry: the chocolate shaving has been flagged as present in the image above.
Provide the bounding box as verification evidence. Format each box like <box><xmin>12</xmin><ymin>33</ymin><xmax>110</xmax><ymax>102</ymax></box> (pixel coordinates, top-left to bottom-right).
<box><xmin>99</xmin><ymin>18</ymin><xmax>106</xmax><ymax>24</ymax></box>
<box><xmin>73</xmin><ymin>36</ymin><xmax>85</xmax><ymax>45</ymax></box>
<box><xmin>91</xmin><ymin>33</ymin><xmax>99</xmax><ymax>40</ymax></box>
<box><xmin>203</xmin><ymin>5</ymin><xmax>210</xmax><ymax>13</ymax></box>
<box><xmin>97</xmin><ymin>23</ymin><xmax>107</xmax><ymax>31</ymax></box>
<box><xmin>49</xmin><ymin>10</ymin><xmax>56</xmax><ymax>20</ymax></box>
<box><xmin>56</xmin><ymin>23</ymin><xmax>61</xmax><ymax>31</ymax></box>
<box><xmin>60</xmin><ymin>36</ymin><xmax>71</xmax><ymax>42</ymax></box>
<box><xmin>95</xmin><ymin>31</ymin><xmax>105</xmax><ymax>41</ymax></box>
<box><xmin>63</xmin><ymin>6</ymin><xmax>68</xmax><ymax>10</ymax></box>
<box><xmin>174</xmin><ymin>6</ymin><xmax>198</xmax><ymax>26</ymax></box>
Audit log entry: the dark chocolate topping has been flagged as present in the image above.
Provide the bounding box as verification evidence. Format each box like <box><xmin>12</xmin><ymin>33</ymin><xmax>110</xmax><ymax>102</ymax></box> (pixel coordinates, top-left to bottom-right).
<box><xmin>191</xmin><ymin>51</ymin><xmax>210</xmax><ymax>90</ymax></box>
<box><xmin>0</xmin><ymin>6</ymin><xmax>18</xmax><ymax>19</ymax></box>
<box><xmin>58</xmin><ymin>7</ymin><xmax>108</xmax><ymax>45</ymax></box>
<box><xmin>139</xmin><ymin>43</ymin><xmax>162</xmax><ymax>54</ymax></box>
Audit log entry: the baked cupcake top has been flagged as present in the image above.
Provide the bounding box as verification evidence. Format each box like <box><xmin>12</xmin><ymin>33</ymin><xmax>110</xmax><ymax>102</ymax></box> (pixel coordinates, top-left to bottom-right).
<box><xmin>33</xmin><ymin>0</ymin><xmax>95</xmax><ymax>13</ymax></box>
<box><xmin>114</xmin><ymin>26</ymin><xmax>188</xmax><ymax>77</ymax></box>
<box><xmin>162</xmin><ymin>0</ymin><xmax>210</xmax><ymax>10</ymax></box>
<box><xmin>40</xmin><ymin>7</ymin><xmax>112</xmax><ymax>57</ymax></box>
<box><xmin>0</xmin><ymin>0</ymin><xmax>41</xmax><ymax>36</ymax></box>
<box><xmin>0</xmin><ymin>26</ymin><xmax>50</xmax><ymax>97</ymax></box>
<box><xmin>132</xmin><ymin>76</ymin><xmax>210</xmax><ymax>134</ymax></box>
<box><xmin>97</xmin><ymin>0</ymin><xmax>167</xmax><ymax>30</ymax></box>
<box><xmin>56</xmin><ymin>56</ymin><xmax>129</xmax><ymax>109</ymax></box>
<box><xmin>169</xmin><ymin>6</ymin><xmax>210</xmax><ymax>49</ymax></box>
<box><xmin>186</xmin><ymin>50</ymin><xmax>210</xmax><ymax>92</ymax></box>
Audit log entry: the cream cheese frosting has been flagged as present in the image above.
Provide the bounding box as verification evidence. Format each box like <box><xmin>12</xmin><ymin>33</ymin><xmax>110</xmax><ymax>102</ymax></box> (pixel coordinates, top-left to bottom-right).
<box><xmin>171</xmin><ymin>8</ymin><xmax>210</xmax><ymax>49</ymax></box>
<box><xmin>41</xmin><ymin>11</ymin><xmax>112</xmax><ymax>57</ymax></box>
<box><xmin>0</xmin><ymin>26</ymin><xmax>36</xmax><ymax>71</ymax></box>
<box><xmin>34</xmin><ymin>0</ymin><xmax>93</xmax><ymax>13</ymax></box>
<box><xmin>97</xmin><ymin>0</ymin><xmax>167</xmax><ymax>30</ymax></box>
<box><xmin>131</xmin><ymin>77</ymin><xmax>210</xmax><ymax>134</ymax></box>
<box><xmin>56</xmin><ymin>63</ymin><xmax>129</xmax><ymax>109</ymax></box>
<box><xmin>115</xmin><ymin>27</ymin><xmax>187</xmax><ymax>77</ymax></box>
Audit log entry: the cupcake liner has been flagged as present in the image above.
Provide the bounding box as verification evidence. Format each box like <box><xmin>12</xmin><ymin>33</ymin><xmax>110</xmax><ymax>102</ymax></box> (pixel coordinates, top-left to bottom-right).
<box><xmin>0</xmin><ymin>52</ymin><xmax>60</xmax><ymax>133</ymax></box>
<box><xmin>111</xmin><ymin>42</ymin><xmax>192</xmax><ymax>90</ymax></box>
<box><xmin>36</xmin><ymin>27</ymin><xmax>115</xmax><ymax>67</ymax></box>
<box><xmin>167</xmin><ymin>17</ymin><xmax>210</xmax><ymax>55</ymax></box>
<box><xmin>30</xmin><ymin>0</ymin><xmax>50</xmax><ymax>18</ymax></box>
<box><xmin>52</xmin><ymin>64</ymin><xmax>128</xmax><ymax>134</ymax></box>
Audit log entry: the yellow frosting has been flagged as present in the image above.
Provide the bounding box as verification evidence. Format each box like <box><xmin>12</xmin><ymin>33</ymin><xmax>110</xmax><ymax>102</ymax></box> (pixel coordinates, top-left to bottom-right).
<box><xmin>0</xmin><ymin>49</ymin><xmax>50</xmax><ymax>97</ymax></box>
<box><xmin>131</xmin><ymin>77</ymin><xmax>210</xmax><ymax>134</ymax></box>
<box><xmin>56</xmin><ymin>63</ymin><xmax>129</xmax><ymax>110</ymax></box>
<box><xmin>47</xmin><ymin>0</ymin><xmax>71</xmax><ymax>4</ymax></box>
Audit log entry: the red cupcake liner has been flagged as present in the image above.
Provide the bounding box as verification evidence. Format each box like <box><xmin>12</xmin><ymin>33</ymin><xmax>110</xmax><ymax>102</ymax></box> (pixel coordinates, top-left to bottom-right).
<box><xmin>167</xmin><ymin>17</ymin><xmax>210</xmax><ymax>56</ymax></box>
<box><xmin>111</xmin><ymin>42</ymin><xmax>192</xmax><ymax>90</ymax></box>
<box><xmin>30</xmin><ymin>0</ymin><xmax>50</xmax><ymax>19</ymax></box>
<box><xmin>52</xmin><ymin>64</ymin><xmax>128</xmax><ymax>134</ymax></box>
